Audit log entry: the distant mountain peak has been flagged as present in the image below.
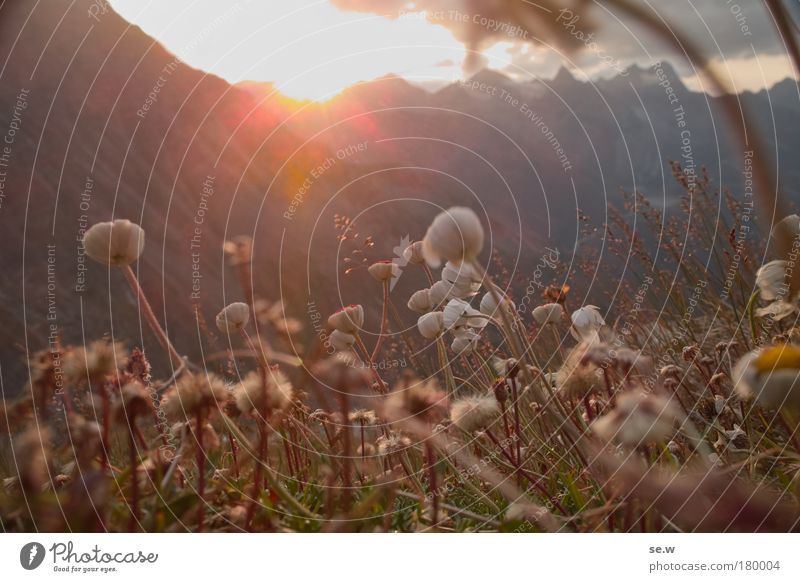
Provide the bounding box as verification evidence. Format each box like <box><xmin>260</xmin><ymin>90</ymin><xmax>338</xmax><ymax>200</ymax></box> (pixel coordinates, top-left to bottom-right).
<box><xmin>468</xmin><ymin>68</ymin><xmax>514</xmax><ymax>86</ymax></box>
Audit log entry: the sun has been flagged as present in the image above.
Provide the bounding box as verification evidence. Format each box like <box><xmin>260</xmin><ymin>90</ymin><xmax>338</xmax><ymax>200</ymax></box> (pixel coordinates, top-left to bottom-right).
<box><xmin>107</xmin><ymin>0</ymin><xmax>468</xmax><ymax>101</ymax></box>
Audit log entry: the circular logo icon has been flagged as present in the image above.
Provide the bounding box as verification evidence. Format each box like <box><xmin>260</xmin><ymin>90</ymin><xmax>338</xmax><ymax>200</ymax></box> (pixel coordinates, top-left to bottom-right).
<box><xmin>20</xmin><ymin>542</ymin><xmax>46</xmax><ymax>570</ymax></box>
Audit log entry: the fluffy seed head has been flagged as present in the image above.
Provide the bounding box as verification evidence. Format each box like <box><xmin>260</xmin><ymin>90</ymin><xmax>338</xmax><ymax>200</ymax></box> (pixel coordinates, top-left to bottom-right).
<box><xmin>421</xmin><ymin>206</ymin><xmax>484</xmax><ymax>267</ymax></box>
<box><xmin>234</xmin><ymin>369</ymin><xmax>293</xmax><ymax>417</ymax></box>
<box><xmin>450</xmin><ymin>396</ymin><xmax>500</xmax><ymax>433</ymax></box>
<box><xmin>591</xmin><ymin>391</ymin><xmax>679</xmax><ymax>446</ymax></box>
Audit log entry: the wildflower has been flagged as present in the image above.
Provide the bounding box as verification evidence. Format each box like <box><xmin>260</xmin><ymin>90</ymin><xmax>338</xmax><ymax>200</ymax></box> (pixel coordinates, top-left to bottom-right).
<box><xmin>215</xmin><ymin>302</ymin><xmax>250</xmax><ymax>333</ymax></box>
<box><xmin>755</xmin><ymin>260</ymin><xmax>789</xmax><ymax>301</ymax></box>
<box><xmin>417</xmin><ymin>312</ymin><xmax>444</xmax><ymax>339</ymax></box>
<box><xmin>570</xmin><ymin>306</ymin><xmax>605</xmax><ymax>341</ymax></box>
<box><xmin>441</xmin><ymin>261</ymin><xmax>481</xmax><ymax>297</ymax></box>
<box><xmin>83</xmin><ymin>219</ymin><xmax>145</xmax><ymax>266</ymax></box>
<box><xmin>591</xmin><ymin>391</ymin><xmax>679</xmax><ymax>446</ymax></box>
<box><xmin>429</xmin><ymin>280</ymin><xmax>452</xmax><ymax>306</ymax></box>
<box><xmin>532</xmin><ymin>303</ymin><xmax>562</xmax><ymax>325</ymax></box>
<box><xmin>328</xmin><ymin>304</ymin><xmax>364</xmax><ymax>334</ymax></box>
<box><xmin>234</xmin><ymin>370</ymin><xmax>293</xmax><ymax>417</ymax></box>
<box><xmin>732</xmin><ymin>344</ymin><xmax>800</xmax><ymax>409</ymax></box>
<box><xmin>479</xmin><ymin>288</ymin><xmax>514</xmax><ymax>317</ymax></box>
<box><xmin>421</xmin><ymin>206</ymin><xmax>484</xmax><ymax>267</ymax></box>
<box><xmin>407</xmin><ymin>288</ymin><xmax>433</xmax><ymax>313</ymax></box>
<box><xmin>451</xmin><ymin>329</ymin><xmax>480</xmax><ymax>354</ymax></box>
<box><xmin>557</xmin><ymin>342</ymin><xmax>603</xmax><ymax>398</ymax></box>
<box><xmin>330</xmin><ymin>329</ymin><xmax>356</xmax><ymax>351</ymax></box>
<box><xmin>450</xmin><ymin>396</ymin><xmax>500</xmax><ymax>433</ymax></box>
<box><xmin>161</xmin><ymin>372</ymin><xmax>227</xmax><ymax>419</ymax></box>
<box><xmin>403</xmin><ymin>241</ymin><xmax>426</xmax><ymax>264</ymax></box>
<box><xmin>368</xmin><ymin>260</ymin><xmax>399</xmax><ymax>282</ymax></box>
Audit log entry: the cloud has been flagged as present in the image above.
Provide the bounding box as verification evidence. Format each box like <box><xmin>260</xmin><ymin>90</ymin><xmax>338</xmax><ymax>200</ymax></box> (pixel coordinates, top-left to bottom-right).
<box><xmin>332</xmin><ymin>0</ymin><xmax>795</xmax><ymax>87</ymax></box>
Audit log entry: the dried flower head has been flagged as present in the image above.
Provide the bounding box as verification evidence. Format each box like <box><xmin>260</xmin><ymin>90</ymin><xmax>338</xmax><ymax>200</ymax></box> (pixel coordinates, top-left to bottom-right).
<box><xmin>376</xmin><ymin>432</ymin><xmax>412</xmax><ymax>456</ymax></box>
<box><xmin>591</xmin><ymin>391</ymin><xmax>679</xmax><ymax>446</ymax></box>
<box><xmin>83</xmin><ymin>219</ymin><xmax>145</xmax><ymax>266</ymax></box>
<box><xmin>114</xmin><ymin>381</ymin><xmax>154</xmax><ymax>422</ymax></box>
<box><xmin>348</xmin><ymin>409</ymin><xmax>378</xmax><ymax>425</ymax></box>
<box><xmin>450</xmin><ymin>396</ymin><xmax>500</xmax><ymax>433</ymax></box>
<box><xmin>557</xmin><ymin>342</ymin><xmax>604</xmax><ymax>398</ymax></box>
<box><xmin>234</xmin><ymin>369</ymin><xmax>293</xmax><ymax>418</ymax></box>
<box><xmin>385</xmin><ymin>375</ymin><xmax>447</xmax><ymax>426</ymax></box>
<box><xmin>161</xmin><ymin>372</ymin><xmax>227</xmax><ymax>418</ymax></box>
<box><xmin>63</xmin><ymin>340</ymin><xmax>127</xmax><ymax>382</ymax></box>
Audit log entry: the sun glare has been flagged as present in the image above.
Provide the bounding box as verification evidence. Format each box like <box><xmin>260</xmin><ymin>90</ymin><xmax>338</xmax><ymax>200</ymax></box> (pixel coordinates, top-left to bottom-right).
<box><xmin>108</xmin><ymin>0</ymin><xmax>467</xmax><ymax>101</ymax></box>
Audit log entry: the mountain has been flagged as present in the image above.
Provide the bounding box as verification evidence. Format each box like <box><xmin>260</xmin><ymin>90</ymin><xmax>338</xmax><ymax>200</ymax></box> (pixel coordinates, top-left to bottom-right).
<box><xmin>1</xmin><ymin>0</ymin><xmax>798</xmax><ymax>390</ymax></box>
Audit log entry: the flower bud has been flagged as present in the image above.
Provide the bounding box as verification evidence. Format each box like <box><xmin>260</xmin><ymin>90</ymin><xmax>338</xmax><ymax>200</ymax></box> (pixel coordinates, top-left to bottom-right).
<box><xmin>83</xmin><ymin>219</ymin><xmax>145</xmax><ymax>266</ymax></box>
<box><xmin>417</xmin><ymin>311</ymin><xmax>444</xmax><ymax>339</ymax></box>
<box><xmin>215</xmin><ymin>302</ymin><xmax>250</xmax><ymax>333</ymax></box>
<box><xmin>328</xmin><ymin>304</ymin><xmax>364</xmax><ymax>334</ymax></box>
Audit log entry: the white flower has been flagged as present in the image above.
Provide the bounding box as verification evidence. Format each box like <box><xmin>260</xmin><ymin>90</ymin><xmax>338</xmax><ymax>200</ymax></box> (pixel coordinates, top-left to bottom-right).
<box><xmin>479</xmin><ymin>288</ymin><xmax>514</xmax><ymax>317</ymax></box>
<box><xmin>755</xmin><ymin>260</ymin><xmax>788</xmax><ymax>301</ymax></box>
<box><xmin>428</xmin><ymin>280</ymin><xmax>448</xmax><ymax>306</ymax></box>
<box><xmin>443</xmin><ymin>298</ymin><xmax>487</xmax><ymax>331</ymax></box>
<box><xmin>407</xmin><ymin>289</ymin><xmax>433</xmax><ymax>313</ymax></box>
<box><xmin>443</xmin><ymin>298</ymin><xmax>471</xmax><ymax>330</ymax></box>
<box><xmin>450</xmin><ymin>396</ymin><xmax>499</xmax><ymax>433</ymax></box>
<box><xmin>367</xmin><ymin>260</ymin><xmax>399</xmax><ymax>282</ymax></box>
<box><xmin>732</xmin><ymin>345</ymin><xmax>800</xmax><ymax>409</ymax></box>
<box><xmin>328</xmin><ymin>305</ymin><xmax>364</xmax><ymax>334</ymax></box>
<box><xmin>421</xmin><ymin>206</ymin><xmax>484</xmax><ymax>267</ymax></box>
<box><xmin>83</xmin><ymin>219</ymin><xmax>145</xmax><ymax>267</ymax></box>
<box><xmin>451</xmin><ymin>329</ymin><xmax>480</xmax><ymax>354</ymax></box>
<box><xmin>329</xmin><ymin>329</ymin><xmax>355</xmax><ymax>351</ymax></box>
<box><xmin>441</xmin><ymin>261</ymin><xmax>481</xmax><ymax>298</ymax></box>
<box><xmin>532</xmin><ymin>303</ymin><xmax>562</xmax><ymax>325</ymax></box>
<box><xmin>570</xmin><ymin>306</ymin><xmax>605</xmax><ymax>341</ymax></box>
<box><xmin>591</xmin><ymin>391</ymin><xmax>679</xmax><ymax>446</ymax></box>
<box><xmin>402</xmin><ymin>241</ymin><xmax>425</xmax><ymax>264</ymax></box>
<box><xmin>417</xmin><ymin>311</ymin><xmax>444</xmax><ymax>339</ymax></box>
<box><xmin>772</xmin><ymin>214</ymin><xmax>800</xmax><ymax>240</ymax></box>
<box><xmin>215</xmin><ymin>302</ymin><xmax>250</xmax><ymax>333</ymax></box>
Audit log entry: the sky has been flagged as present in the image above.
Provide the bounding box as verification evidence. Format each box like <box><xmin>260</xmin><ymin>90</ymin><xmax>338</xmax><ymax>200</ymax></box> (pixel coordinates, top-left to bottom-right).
<box><xmin>108</xmin><ymin>0</ymin><xmax>797</xmax><ymax>101</ymax></box>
